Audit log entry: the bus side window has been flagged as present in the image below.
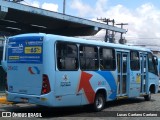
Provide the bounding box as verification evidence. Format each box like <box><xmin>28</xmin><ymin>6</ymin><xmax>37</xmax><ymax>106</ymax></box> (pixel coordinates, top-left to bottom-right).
<box><xmin>130</xmin><ymin>51</ymin><xmax>140</xmax><ymax>71</ymax></box>
<box><xmin>79</xmin><ymin>45</ymin><xmax>98</xmax><ymax>70</ymax></box>
<box><xmin>56</xmin><ymin>42</ymin><xmax>78</xmax><ymax>71</ymax></box>
<box><xmin>148</xmin><ymin>53</ymin><xmax>158</xmax><ymax>75</ymax></box>
<box><xmin>99</xmin><ymin>48</ymin><xmax>116</xmax><ymax>71</ymax></box>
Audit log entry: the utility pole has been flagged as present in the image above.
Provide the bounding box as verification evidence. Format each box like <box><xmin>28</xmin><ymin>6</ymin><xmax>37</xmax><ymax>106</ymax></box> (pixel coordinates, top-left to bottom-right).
<box><xmin>97</xmin><ymin>18</ymin><xmax>115</xmax><ymax>43</ymax></box>
<box><xmin>116</xmin><ymin>23</ymin><xmax>128</xmax><ymax>44</ymax></box>
<box><xmin>111</xmin><ymin>19</ymin><xmax>115</xmax><ymax>43</ymax></box>
<box><xmin>63</xmin><ymin>0</ymin><xmax>66</xmax><ymax>14</ymax></box>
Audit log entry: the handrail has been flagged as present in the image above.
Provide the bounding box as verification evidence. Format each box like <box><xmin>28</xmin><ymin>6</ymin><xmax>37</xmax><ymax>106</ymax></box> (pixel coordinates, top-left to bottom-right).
<box><xmin>1</xmin><ymin>36</ymin><xmax>7</xmax><ymax>72</ymax></box>
<box><xmin>2</xmin><ymin>36</ymin><xmax>7</xmax><ymax>61</ymax></box>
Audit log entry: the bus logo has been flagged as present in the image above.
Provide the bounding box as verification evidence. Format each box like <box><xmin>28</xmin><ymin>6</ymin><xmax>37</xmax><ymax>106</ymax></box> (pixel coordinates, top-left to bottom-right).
<box><xmin>60</xmin><ymin>74</ymin><xmax>71</xmax><ymax>87</ymax></box>
<box><xmin>2</xmin><ymin>112</ymin><xmax>11</xmax><ymax>117</ymax></box>
<box><xmin>63</xmin><ymin>74</ymin><xmax>68</xmax><ymax>81</ymax></box>
<box><xmin>28</xmin><ymin>66</ymin><xmax>40</xmax><ymax>74</ymax></box>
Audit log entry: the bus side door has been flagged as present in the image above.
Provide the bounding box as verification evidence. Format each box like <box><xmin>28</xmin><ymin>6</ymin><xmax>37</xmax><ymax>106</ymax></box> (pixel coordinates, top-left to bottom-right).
<box><xmin>140</xmin><ymin>54</ymin><xmax>148</xmax><ymax>94</ymax></box>
<box><xmin>116</xmin><ymin>51</ymin><xmax>129</xmax><ymax>97</ymax></box>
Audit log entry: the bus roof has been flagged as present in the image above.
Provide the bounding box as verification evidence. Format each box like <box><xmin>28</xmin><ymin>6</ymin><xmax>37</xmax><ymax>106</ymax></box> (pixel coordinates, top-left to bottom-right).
<box><xmin>9</xmin><ymin>33</ymin><xmax>151</xmax><ymax>53</ymax></box>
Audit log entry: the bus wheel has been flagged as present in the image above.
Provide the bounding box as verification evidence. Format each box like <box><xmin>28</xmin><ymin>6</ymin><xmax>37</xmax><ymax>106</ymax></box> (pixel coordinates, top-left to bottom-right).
<box><xmin>93</xmin><ymin>93</ymin><xmax>105</xmax><ymax>112</ymax></box>
<box><xmin>144</xmin><ymin>91</ymin><xmax>151</xmax><ymax>101</ymax></box>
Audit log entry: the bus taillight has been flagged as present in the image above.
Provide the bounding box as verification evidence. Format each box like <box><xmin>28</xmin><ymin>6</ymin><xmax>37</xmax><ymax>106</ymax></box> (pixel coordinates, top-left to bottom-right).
<box><xmin>41</xmin><ymin>74</ymin><xmax>51</xmax><ymax>95</ymax></box>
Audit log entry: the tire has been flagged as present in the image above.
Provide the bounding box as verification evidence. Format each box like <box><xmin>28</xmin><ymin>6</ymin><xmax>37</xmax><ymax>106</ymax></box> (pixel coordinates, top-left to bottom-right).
<box><xmin>144</xmin><ymin>91</ymin><xmax>151</xmax><ymax>101</ymax></box>
<box><xmin>93</xmin><ymin>93</ymin><xmax>105</xmax><ymax>112</ymax></box>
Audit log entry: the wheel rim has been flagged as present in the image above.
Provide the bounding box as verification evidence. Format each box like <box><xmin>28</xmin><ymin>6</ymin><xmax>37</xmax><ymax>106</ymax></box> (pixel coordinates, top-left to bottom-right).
<box><xmin>96</xmin><ymin>97</ymin><xmax>103</xmax><ymax>109</ymax></box>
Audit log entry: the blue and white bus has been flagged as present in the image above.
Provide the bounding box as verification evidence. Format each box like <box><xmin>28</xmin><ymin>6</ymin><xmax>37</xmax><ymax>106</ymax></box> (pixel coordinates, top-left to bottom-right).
<box><xmin>1</xmin><ymin>33</ymin><xmax>159</xmax><ymax>111</ymax></box>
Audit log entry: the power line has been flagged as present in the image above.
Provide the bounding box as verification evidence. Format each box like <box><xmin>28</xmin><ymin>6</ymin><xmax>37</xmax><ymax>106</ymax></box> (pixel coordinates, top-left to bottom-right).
<box><xmin>125</xmin><ymin>37</ymin><xmax>160</xmax><ymax>39</ymax></box>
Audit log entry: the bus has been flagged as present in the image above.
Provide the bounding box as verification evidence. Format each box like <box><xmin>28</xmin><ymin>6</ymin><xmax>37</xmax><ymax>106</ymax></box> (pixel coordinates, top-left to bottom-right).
<box><xmin>1</xmin><ymin>33</ymin><xmax>159</xmax><ymax>111</ymax></box>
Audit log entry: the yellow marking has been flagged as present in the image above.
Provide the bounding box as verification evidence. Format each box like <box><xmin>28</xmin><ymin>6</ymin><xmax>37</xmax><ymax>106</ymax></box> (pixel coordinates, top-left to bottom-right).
<box><xmin>9</xmin><ymin>56</ymin><xmax>19</xmax><ymax>60</ymax></box>
<box><xmin>25</xmin><ymin>46</ymin><xmax>42</xmax><ymax>54</ymax></box>
<box><xmin>40</xmin><ymin>97</ymin><xmax>48</xmax><ymax>101</ymax></box>
<box><xmin>136</xmin><ymin>75</ymin><xmax>141</xmax><ymax>83</ymax></box>
<box><xmin>0</xmin><ymin>96</ymin><xmax>13</xmax><ymax>104</ymax></box>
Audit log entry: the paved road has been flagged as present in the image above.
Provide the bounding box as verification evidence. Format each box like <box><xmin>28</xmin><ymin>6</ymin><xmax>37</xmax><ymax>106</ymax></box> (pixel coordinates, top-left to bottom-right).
<box><xmin>0</xmin><ymin>92</ymin><xmax>160</xmax><ymax>120</ymax></box>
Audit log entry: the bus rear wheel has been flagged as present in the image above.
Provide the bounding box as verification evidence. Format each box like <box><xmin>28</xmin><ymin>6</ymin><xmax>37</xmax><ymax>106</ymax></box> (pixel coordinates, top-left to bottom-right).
<box><xmin>144</xmin><ymin>91</ymin><xmax>151</xmax><ymax>101</ymax></box>
<box><xmin>93</xmin><ymin>93</ymin><xmax>105</xmax><ymax>112</ymax></box>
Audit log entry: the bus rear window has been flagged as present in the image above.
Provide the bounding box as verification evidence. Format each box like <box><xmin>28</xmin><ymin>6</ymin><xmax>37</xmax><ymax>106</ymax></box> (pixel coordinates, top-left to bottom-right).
<box><xmin>7</xmin><ymin>36</ymin><xmax>43</xmax><ymax>64</ymax></box>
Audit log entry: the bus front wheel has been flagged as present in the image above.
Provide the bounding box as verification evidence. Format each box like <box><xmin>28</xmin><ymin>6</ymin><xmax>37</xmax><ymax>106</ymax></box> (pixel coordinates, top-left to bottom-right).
<box><xmin>144</xmin><ymin>91</ymin><xmax>151</xmax><ymax>101</ymax></box>
<box><xmin>93</xmin><ymin>93</ymin><xmax>105</xmax><ymax>112</ymax></box>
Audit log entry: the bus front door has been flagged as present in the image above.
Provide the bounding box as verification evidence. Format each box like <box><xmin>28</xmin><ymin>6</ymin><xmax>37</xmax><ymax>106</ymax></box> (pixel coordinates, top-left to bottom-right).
<box><xmin>140</xmin><ymin>54</ymin><xmax>148</xmax><ymax>94</ymax></box>
<box><xmin>117</xmin><ymin>52</ymin><xmax>129</xmax><ymax>97</ymax></box>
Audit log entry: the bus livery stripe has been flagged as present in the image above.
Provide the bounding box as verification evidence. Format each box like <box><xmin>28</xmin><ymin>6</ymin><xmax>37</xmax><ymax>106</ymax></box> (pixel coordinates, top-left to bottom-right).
<box><xmin>96</xmin><ymin>71</ymin><xmax>117</xmax><ymax>100</ymax></box>
<box><xmin>77</xmin><ymin>71</ymin><xmax>95</xmax><ymax>104</ymax></box>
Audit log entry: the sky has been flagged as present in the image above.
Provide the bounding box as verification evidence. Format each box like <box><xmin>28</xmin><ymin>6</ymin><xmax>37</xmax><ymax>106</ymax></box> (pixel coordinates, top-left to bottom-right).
<box><xmin>20</xmin><ymin>0</ymin><xmax>160</xmax><ymax>45</ymax></box>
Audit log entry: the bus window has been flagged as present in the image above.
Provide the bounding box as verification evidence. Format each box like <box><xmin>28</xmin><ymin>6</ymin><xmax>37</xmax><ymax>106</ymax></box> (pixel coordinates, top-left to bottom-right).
<box><xmin>117</xmin><ymin>54</ymin><xmax>121</xmax><ymax>73</ymax></box>
<box><xmin>56</xmin><ymin>42</ymin><xmax>78</xmax><ymax>70</ymax></box>
<box><xmin>130</xmin><ymin>51</ymin><xmax>140</xmax><ymax>71</ymax></box>
<box><xmin>148</xmin><ymin>53</ymin><xmax>158</xmax><ymax>75</ymax></box>
<box><xmin>99</xmin><ymin>48</ymin><xmax>116</xmax><ymax>70</ymax></box>
<box><xmin>79</xmin><ymin>45</ymin><xmax>98</xmax><ymax>70</ymax></box>
<box><xmin>123</xmin><ymin>54</ymin><xmax>127</xmax><ymax>73</ymax></box>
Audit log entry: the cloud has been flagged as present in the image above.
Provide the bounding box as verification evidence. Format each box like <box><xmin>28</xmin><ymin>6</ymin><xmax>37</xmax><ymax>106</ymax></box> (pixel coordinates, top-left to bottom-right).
<box><xmin>20</xmin><ymin>0</ymin><xmax>58</xmax><ymax>12</ymax></box>
<box><xmin>42</xmin><ymin>3</ymin><xmax>58</xmax><ymax>12</ymax></box>
<box><xmin>70</xmin><ymin>0</ymin><xmax>160</xmax><ymax>45</ymax></box>
<box><xmin>70</xmin><ymin>0</ymin><xmax>108</xmax><ymax>18</ymax></box>
<box><xmin>20</xmin><ymin>0</ymin><xmax>40</xmax><ymax>8</ymax></box>
<box><xmin>70</xmin><ymin>0</ymin><xmax>93</xmax><ymax>17</ymax></box>
<box><xmin>31</xmin><ymin>1</ymin><xmax>40</xmax><ymax>8</ymax></box>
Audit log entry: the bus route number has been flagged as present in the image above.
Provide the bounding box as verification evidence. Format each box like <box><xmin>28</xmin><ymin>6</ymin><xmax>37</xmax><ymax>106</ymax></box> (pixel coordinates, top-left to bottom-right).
<box><xmin>25</xmin><ymin>47</ymin><xmax>42</xmax><ymax>54</ymax></box>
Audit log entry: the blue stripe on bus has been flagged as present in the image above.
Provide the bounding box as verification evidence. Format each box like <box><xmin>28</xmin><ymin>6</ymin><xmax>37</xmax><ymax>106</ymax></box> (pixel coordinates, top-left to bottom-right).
<box><xmin>96</xmin><ymin>71</ymin><xmax>117</xmax><ymax>100</ymax></box>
